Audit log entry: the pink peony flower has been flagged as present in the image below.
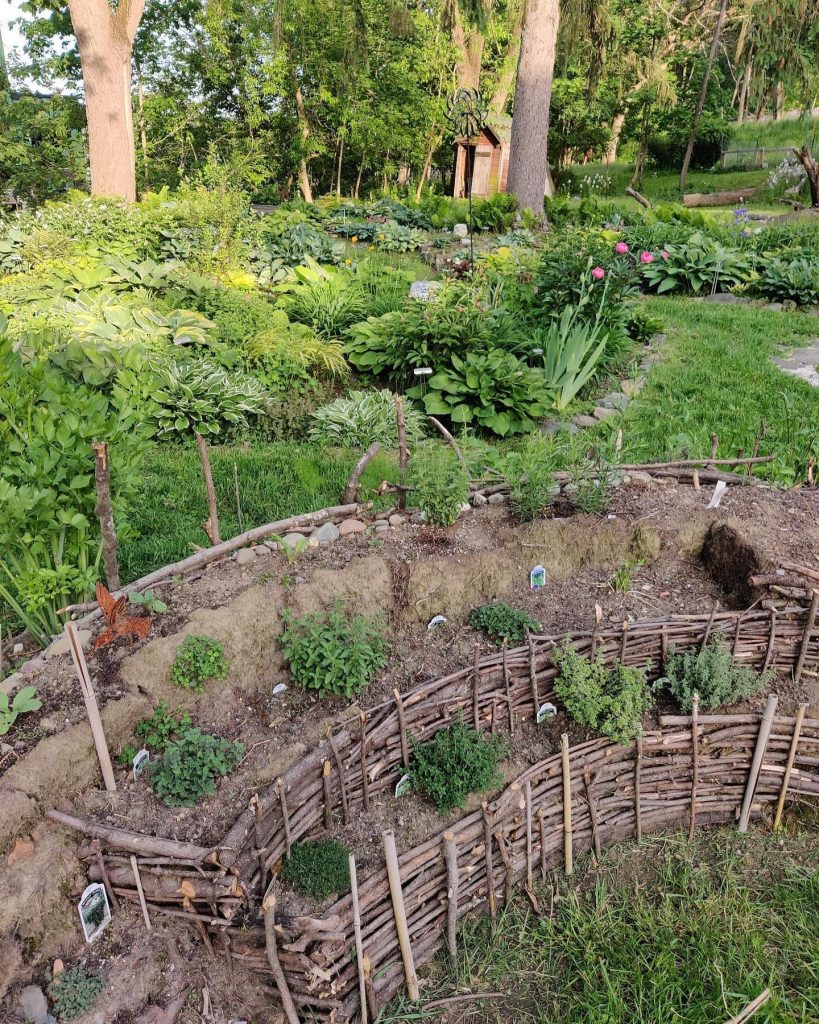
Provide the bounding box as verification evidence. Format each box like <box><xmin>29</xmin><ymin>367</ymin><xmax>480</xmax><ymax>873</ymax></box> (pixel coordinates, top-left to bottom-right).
<box><xmin>640</xmin><ymin>251</ymin><xmax>654</xmax><ymax>264</ymax></box>
<box><xmin>661</xmin><ymin>250</ymin><xmax>670</xmax><ymax>261</ymax></box>
<box><xmin>615</xmin><ymin>242</ymin><xmax>629</xmax><ymax>255</ymax></box>
<box><xmin>591</xmin><ymin>266</ymin><xmax>605</xmax><ymax>280</ymax></box>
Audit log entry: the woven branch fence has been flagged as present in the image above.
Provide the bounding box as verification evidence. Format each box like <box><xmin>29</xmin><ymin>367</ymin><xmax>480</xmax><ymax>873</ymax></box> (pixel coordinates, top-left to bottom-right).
<box><xmin>51</xmin><ymin>602</ymin><xmax>819</xmax><ymax>1021</ymax></box>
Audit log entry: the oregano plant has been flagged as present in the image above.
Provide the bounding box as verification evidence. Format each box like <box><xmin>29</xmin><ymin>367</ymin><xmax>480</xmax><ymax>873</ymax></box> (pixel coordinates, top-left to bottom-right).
<box><xmin>171</xmin><ymin>635</ymin><xmax>229</xmax><ymax>691</ymax></box>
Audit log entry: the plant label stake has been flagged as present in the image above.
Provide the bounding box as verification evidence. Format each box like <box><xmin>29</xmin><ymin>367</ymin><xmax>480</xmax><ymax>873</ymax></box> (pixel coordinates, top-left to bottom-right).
<box><xmin>530</xmin><ymin>565</ymin><xmax>547</xmax><ymax>590</ymax></box>
<box><xmin>395</xmin><ymin>773</ymin><xmax>411</xmax><ymax>798</ymax></box>
<box><xmin>536</xmin><ymin>702</ymin><xmax>557</xmax><ymax>723</ymax></box>
<box><xmin>78</xmin><ymin>882</ymin><xmax>111</xmax><ymax>943</ymax></box>
<box><xmin>133</xmin><ymin>748</ymin><xmax>150</xmax><ymax>780</ymax></box>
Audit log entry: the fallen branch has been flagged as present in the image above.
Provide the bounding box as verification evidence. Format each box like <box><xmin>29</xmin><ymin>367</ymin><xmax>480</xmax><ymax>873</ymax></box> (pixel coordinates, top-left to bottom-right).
<box><xmin>428</xmin><ymin>416</ymin><xmax>470</xmax><ymax>478</ymax></box>
<box><xmin>342</xmin><ymin>442</ymin><xmax>381</xmax><ymax>504</ymax></box>
<box><xmin>46</xmin><ymin>809</ymin><xmax>212</xmax><ymax>861</ymax></box>
<box><xmin>624</xmin><ymin>186</ymin><xmax>652</xmax><ymax>209</ymax></box>
<box><xmin>724</xmin><ymin>989</ymin><xmax>771</xmax><ymax>1024</ymax></box>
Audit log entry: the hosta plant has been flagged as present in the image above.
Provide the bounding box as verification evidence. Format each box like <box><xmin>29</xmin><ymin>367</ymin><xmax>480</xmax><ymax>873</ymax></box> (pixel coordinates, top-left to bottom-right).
<box><xmin>308</xmin><ymin>389</ymin><xmax>426</xmax><ymax>447</ymax></box>
<box><xmin>642</xmin><ymin>232</ymin><xmax>751</xmax><ymax>294</ymax></box>
<box><xmin>755</xmin><ymin>256</ymin><xmax>819</xmax><ymax>306</ymax></box>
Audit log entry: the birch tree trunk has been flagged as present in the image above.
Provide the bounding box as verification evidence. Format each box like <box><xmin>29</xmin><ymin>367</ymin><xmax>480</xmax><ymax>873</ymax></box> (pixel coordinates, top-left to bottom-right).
<box><xmin>67</xmin><ymin>0</ymin><xmax>144</xmax><ymax>201</ymax></box>
<box><xmin>603</xmin><ymin>112</ymin><xmax>626</xmax><ymax>164</ymax></box>
<box><xmin>679</xmin><ymin>0</ymin><xmax>729</xmax><ymax>191</ymax></box>
<box><xmin>506</xmin><ymin>0</ymin><xmax>561</xmax><ymax>219</ymax></box>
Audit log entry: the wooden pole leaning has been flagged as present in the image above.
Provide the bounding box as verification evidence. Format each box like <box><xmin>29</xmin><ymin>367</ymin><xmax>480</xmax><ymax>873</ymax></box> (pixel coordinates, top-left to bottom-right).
<box><xmin>443</xmin><ymin>831</ymin><xmax>459</xmax><ymax>965</ymax></box>
<box><xmin>773</xmin><ymin>703</ymin><xmax>808</xmax><ymax>830</ymax></box>
<box><xmin>738</xmin><ymin>694</ymin><xmax>778</xmax><ymax>833</ymax></box>
<box><xmin>383</xmin><ymin>830</ymin><xmax>419</xmax><ymax>1001</ymax></box>
<box><xmin>65</xmin><ymin>622</ymin><xmax>116</xmax><ymax>792</ymax></box>
<box><xmin>561</xmin><ymin>733</ymin><xmax>573</xmax><ymax>875</ymax></box>
<box><xmin>349</xmin><ymin>854</ymin><xmax>368</xmax><ymax>1024</ymax></box>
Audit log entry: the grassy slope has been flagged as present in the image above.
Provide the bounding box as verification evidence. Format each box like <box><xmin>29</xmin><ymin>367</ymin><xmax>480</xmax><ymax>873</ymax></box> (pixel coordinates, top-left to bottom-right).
<box><xmin>119</xmin><ymin>443</ymin><xmax>396</xmax><ymax>583</ymax></box>
<box><xmin>571</xmin><ymin>160</ymin><xmax>770</xmax><ymax>204</ymax></box>
<box><xmin>383</xmin><ymin>825</ymin><xmax>819</xmax><ymax>1023</ymax></box>
<box><xmin>616</xmin><ymin>299</ymin><xmax>819</xmax><ymax>485</ymax></box>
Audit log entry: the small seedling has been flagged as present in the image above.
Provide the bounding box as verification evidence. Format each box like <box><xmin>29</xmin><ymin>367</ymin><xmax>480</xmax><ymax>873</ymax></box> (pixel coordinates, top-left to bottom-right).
<box><xmin>171</xmin><ymin>635</ymin><xmax>229</xmax><ymax>691</ymax></box>
<box><xmin>129</xmin><ymin>589</ymin><xmax>168</xmax><ymax>614</ymax></box>
<box><xmin>281</xmin><ymin>839</ymin><xmax>351</xmax><ymax>900</ymax></box>
<box><xmin>0</xmin><ymin>686</ymin><xmax>41</xmax><ymax>735</ymax></box>
<box><xmin>610</xmin><ymin>559</ymin><xmax>644</xmax><ymax>594</ymax></box>
<box><xmin>269</xmin><ymin>534</ymin><xmax>310</xmax><ymax>565</ymax></box>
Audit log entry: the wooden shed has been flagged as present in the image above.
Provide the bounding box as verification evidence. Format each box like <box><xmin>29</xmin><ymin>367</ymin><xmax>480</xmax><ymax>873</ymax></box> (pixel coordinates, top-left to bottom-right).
<box><xmin>452</xmin><ymin>116</ymin><xmax>512</xmax><ymax>199</ymax></box>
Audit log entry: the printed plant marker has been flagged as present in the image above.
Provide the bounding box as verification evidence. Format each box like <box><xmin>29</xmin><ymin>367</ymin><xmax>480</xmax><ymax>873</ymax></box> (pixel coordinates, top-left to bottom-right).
<box><xmin>395</xmin><ymin>773</ymin><xmax>411</xmax><ymax>798</ymax></box>
<box><xmin>536</xmin><ymin>702</ymin><xmax>557</xmax><ymax>723</ymax></box>
<box><xmin>272</xmin><ymin>683</ymin><xmax>287</xmax><ymax>696</ymax></box>
<box><xmin>78</xmin><ymin>883</ymin><xmax>111</xmax><ymax>943</ymax></box>
<box><xmin>706</xmin><ymin>481</ymin><xmax>728</xmax><ymax>509</ymax></box>
<box><xmin>427</xmin><ymin>614</ymin><xmax>447</xmax><ymax>630</ymax></box>
<box><xmin>530</xmin><ymin>565</ymin><xmax>547</xmax><ymax>590</ymax></box>
<box><xmin>413</xmin><ymin>367</ymin><xmax>433</xmax><ymax>376</ymax></box>
<box><xmin>133</xmin><ymin>748</ymin><xmax>150</xmax><ymax>780</ymax></box>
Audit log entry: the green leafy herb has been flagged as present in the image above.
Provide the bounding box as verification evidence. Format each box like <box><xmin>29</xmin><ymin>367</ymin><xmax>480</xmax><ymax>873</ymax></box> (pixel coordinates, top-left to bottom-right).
<box><xmin>408</xmin><ymin>716</ymin><xmax>507</xmax><ymax>812</ymax></box>
<box><xmin>171</xmin><ymin>635</ymin><xmax>229</xmax><ymax>691</ymax></box>
<box><xmin>281</xmin><ymin>839</ymin><xmax>351</xmax><ymax>900</ymax></box>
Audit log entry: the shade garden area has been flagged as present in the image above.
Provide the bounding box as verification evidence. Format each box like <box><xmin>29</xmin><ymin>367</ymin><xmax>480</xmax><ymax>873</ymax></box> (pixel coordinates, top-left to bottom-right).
<box><xmin>3</xmin><ymin>0</ymin><xmax>819</xmax><ymax>1021</ymax></box>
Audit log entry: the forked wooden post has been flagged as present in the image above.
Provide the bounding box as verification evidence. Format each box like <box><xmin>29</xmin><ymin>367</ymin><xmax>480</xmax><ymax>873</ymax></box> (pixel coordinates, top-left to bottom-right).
<box><xmin>561</xmin><ymin>733</ymin><xmax>573</xmax><ymax>875</ymax></box>
<box><xmin>689</xmin><ymin>693</ymin><xmax>700</xmax><ymax>841</ymax></box>
<box><xmin>482</xmin><ymin>802</ymin><xmax>496</xmax><ymax>918</ymax></box>
<box><xmin>194</xmin><ymin>430</ymin><xmax>221</xmax><ymax>545</ymax></box>
<box><xmin>349</xmin><ymin>854</ymin><xmax>369</xmax><ymax>1024</ymax></box>
<box><xmin>793</xmin><ymin>590</ymin><xmax>819</xmax><ymax>686</ymax></box>
<box><xmin>65</xmin><ymin>623</ymin><xmax>116</xmax><ymax>792</ymax></box>
<box><xmin>262</xmin><ymin>891</ymin><xmax>301</xmax><ymax>1024</ymax></box>
<box><xmin>527</xmin><ymin>633</ymin><xmax>539</xmax><ymax>719</ymax></box>
<box><xmin>382</xmin><ymin>830</ymin><xmax>419</xmax><ymax>1001</ymax></box>
<box><xmin>442</xmin><ymin>831</ymin><xmax>459</xmax><ymax>965</ymax></box>
<box><xmin>130</xmin><ymin>855</ymin><xmax>152</xmax><ymax>930</ymax></box>
<box><xmin>738</xmin><ymin>694</ymin><xmax>778</xmax><ymax>832</ymax></box>
<box><xmin>773</xmin><ymin>703</ymin><xmax>808</xmax><ymax>830</ymax></box>
<box><xmin>322</xmin><ymin>761</ymin><xmax>333</xmax><ymax>829</ymax></box>
<box><xmin>525</xmin><ymin>781</ymin><xmax>533</xmax><ymax>890</ymax></box>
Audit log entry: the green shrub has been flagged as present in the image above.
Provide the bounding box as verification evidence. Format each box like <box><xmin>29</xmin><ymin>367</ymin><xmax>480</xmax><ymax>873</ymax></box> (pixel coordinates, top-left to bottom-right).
<box><xmin>408</xmin><ymin>717</ymin><xmax>507</xmax><ymax>812</ymax></box>
<box><xmin>469</xmin><ymin>603</ymin><xmax>540</xmax><ymax>645</ymax></box>
<box><xmin>281</xmin><ymin>839</ymin><xmax>351</xmax><ymax>899</ymax></box>
<box><xmin>279</xmin><ymin>604</ymin><xmax>388</xmax><ymax>697</ymax></box>
<box><xmin>49</xmin><ymin>967</ymin><xmax>106</xmax><ymax>1021</ymax></box>
<box><xmin>171</xmin><ymin>635</ymin><xmax>229</xmax><ymax>691</ymax></box>
<box><xmin>663</xmin><ymin>640</ymin><xmax>772</xmax><ymax>712</ymax></box>
<box><xmin>149</xmin><ymin>727</ymin><xmax>244</xmax><ymax>806</ymax></box>
<box><xmin>642</xmin><ymin>232</ymin><xmax>751</xmax><ymax>294</ymax></box>
<box><xmin>755</xmin><ymin>256</ymin><xmax>819</xmax><ymax>306</ymax></box>
<box><xmin>502</xmin><ymin>434</ymin><xmax>558</xmax><ymax>521</ymax></box>
<box><xmin>135</xmin><ymin>702</ymin><xmax>192</xmax><ymax>751</ymax></box>
<box><xmin>553</xmin><ymin>642</ymin><xmax>653</xmax><ymax>744</ymax></box>
<box><xmin>308</xmin><ymin>389</ymin><xmax>426</xmax><ymax>447</ymax></box>
<box><xmin>408</xmin><ymin>444</ymin><xmax>469</xmax><ymax>527</ymax></box>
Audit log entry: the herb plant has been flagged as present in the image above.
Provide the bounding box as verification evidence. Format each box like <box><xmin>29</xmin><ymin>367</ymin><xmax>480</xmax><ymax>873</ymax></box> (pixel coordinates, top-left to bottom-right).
<box><xmin>662</xmin><ymin>640</ymin><xmax>771</xmax><ymax>712</ymax></box>
<box><xmin>49</xmin><ymin>968</ymin><xmax>106</xmax><ymax>1021</ymax></box>
<box><xmin>128</xmin><ymin>589</ymin><xmax>168</xmax><ymax>614</ymax></box>
<box><xmin>408</xmin><ymin>717</ymin><xmax>507</xmax><ymax>811</ymax></box>
<box><xmin>0</xmin><ymin>686</ymin><xmax>42</xmax><ymax>735</ymax></box>
<box><xmin>281</xmin><ymin>839</ymin><xmax>351</xmax><ymax>900</ymax></box>
<box><xmin>279</xmin><ymin>604</ymin><xmax>388</xmax><ymax>697</ymax></box>
<box><xmin>148</xmin><ymin>727</ymin><xmax>244</xmax><ymax>806</ymax></box>
<box><xmin>135</xmin><ymin>702</ymin><xmax>192</xmax><ymax>751</ymax></box>
<box><xmin>171</xmin><ymin>635</ymin><xmax>229</xmax><ymax>691</ymax></box>
<box><xmin>408</xmin><ymin>443</ymin><xmax>469</xmax><ymax>527</ymax></box>
<box><xmin>553</xmin><ymin>642</ymin><xmax>653</xmax><ymax>744</ymax></box>
<box><xmin>469</xmin><ymin>603</ymin><xmax>541</xmax><ymax>645</ymax></box>
<box><xmin>502</xmin><ymin>434</ymin><xmax>558</xmax><ymax>521</ymax></box>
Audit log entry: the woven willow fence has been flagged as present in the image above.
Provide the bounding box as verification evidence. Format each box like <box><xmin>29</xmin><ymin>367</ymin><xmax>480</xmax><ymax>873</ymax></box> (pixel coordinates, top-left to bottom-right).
<box><xmin>51</xmin><ymin>602</ymin><xmax>819</xmax><ymax>1022</ymax></box>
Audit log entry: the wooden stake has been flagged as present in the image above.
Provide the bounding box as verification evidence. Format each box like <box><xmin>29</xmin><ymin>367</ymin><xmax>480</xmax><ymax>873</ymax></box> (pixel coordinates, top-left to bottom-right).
<box><xmin>395</xmin><ymin>394</ymin><xmax>409</xmax><ymax>511</ymax></box>
<box><xmin>328</xmin><ymin>732</ymin><xmax>349</xmax><ymax>824</ymax></box>
<box><xmin>251</xmin><ymin>794</ymin><xmax>266</xmax><ymax>895</ymax></box>
<box><xmin>583</xmin><ymin>768</ymin><xmax>601</xmax><ymax>862</ymax></box>
<box><xmin>707</xmin><ymin>432</ymin><xmax>719</xmax><ymax>469</ymax></box>
<box><xmin>277</xmin><ymin>778</ymin><xmax>292</xmax><ymax>858</ymax></box>
<box><xmin>92</xmin><ymin>441</ymin><xmax>120</xmax><ymax>591</ymax></box>
<box><xmin>634</xmin><ymin>735</ymin><xmax>643</xmax><ymax>842</ymax></box>
<box><xmin>525</xmin><ymin>781</ymin><xmax>533</xmax><ymax>890</ymax></box>
<box><xmin>262</xmin><ymin>891</ymin><xmax>301</xmax><ymax>1024</ymax></box>
<box><xmin>702</xmin><ymin>604</ymin><xmax>718</xmax><ymax>650</ymax></box>
<box><xmin>130</xmin><ymin>855</ymin><xmax>152</xmax><ymax>930</ymax></box>
<box><xmin>793</xmin><ymin>589</ymin><xmax>819</xmax><ymax>686</ymax></box>
<box><xmin>233</xmin><ymin>463</ymin><xmax>244</xmax><ymax>535</ymax></box>
<box><xmin>322</xmin><ymin>760</ymin><xmax>333</xmax><ymax>830</ymax></box>
<box><xmin>503</xmin><ymin>640</ymin><xmax>514</xmax><ymax>734</ymax></box>
<box><xmin>65</xmin><ymin>623</ymin><xmax>116</xmax><ymax>792</ymax></box>
<box><xmin>538</xmin><ymin>809</ymin><xmax>547</xmax><ymax>881</ymax></box>
<box><xmin>732</xmin><ymin>614</ymin><xmax>743</xmax><ymax>662</ymax></box>
<box><xmin>561</xmin><ymin>733</ymin><xmax>573</xmax><ymax>875</ymax></box>
<box><xmin>773</xmin><ymin>703</ymin><xmax>807</xmax><ymax>829</ymax></box>
<box><xmin>590</xmin><ymin>604</ymin><xmax>602</xmax><ymax>660</ymax></box>
<box><xmin>359</xmin><ymin>713</ymin><xmax>370</xmax><ymax>812</ymax></box>
<box><xmin>472</xmin><ymin>643</ymin><xmax>481</xmax><ymax>732</ymax></box>
<box><xmin>382</xmin><ymin>830</ymin><xmax>419</xmax><ymax>1001</ymax></box>
<box><xmin>527</xmin><ymin>633</ymin><xmax>539</xmax><ymax>719</ymax></box>
<box><xmin>349</xmin><ymin>854</ymin><xmax>368</xmax><ymax>1024</ymax></box>
<box><xmin>393</xmin><ymin>688</ymin><xmax>409</xmax><ymax>769</ymax></box>
<box><xmin>620</xmin><ymin>620</ymin><xmax>629</xmax><ymax>662</ymax></box>
<box><xmin>660</xmin><ymin>625</ymin><xmax>669</xmax><ymax>667</ymax></box>
<box><xmin>442</xmin><ymin>831</ymin><xmax>459</xmax><ymax>965</ymax></box>
<box><xmin>92</xmin><ymin>839</ymin><xmax>119</xmax><ymax>911</ymax></box>
<box><xmin>738</xmin><ymin>694</ymin><xmax>778</xmax><ymax>832</ymax></box>
<box><xmin>482</xmin><ymin>803</ymin><xmax>496</xmax><ymax>918</ymax></box>
<box><xmin>763</xmin><ymin>610</ymin><xmax>777</xmax><ymax>673</ymax></box>
<box><xmin>363</xmin><ymin>955</ymin><xmax>378</xmax><ymax>1022</ymax></box>
<box><xmin>342</xmin><ymin>442</ymin><xmax>381</xmax><ymax>504</ymax></box>
<box><xmin>689</xmin><ymin>693</ymin><xmax>699</xmax><ymax>841</ymax></box>
<box><xmin>194</xmin><ymin>431</ymin><xmax>220</xmax><ymax>546</ymax></box>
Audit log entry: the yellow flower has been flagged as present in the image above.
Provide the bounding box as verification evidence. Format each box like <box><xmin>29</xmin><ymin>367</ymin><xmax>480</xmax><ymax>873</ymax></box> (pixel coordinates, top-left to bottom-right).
<box><xmin>368</xmin><ymin>245</ymin><xmax>375</xmax><ymax>251</ymax></box>
<box><xmin>344</xmin><ymin>258</ymin><xmax>352</xmax><ymax>265</ymax></box>
<box><xmin>351</xmin><ymin>235</ymin><xmax>358</xmax><ymax>243</ymax></box>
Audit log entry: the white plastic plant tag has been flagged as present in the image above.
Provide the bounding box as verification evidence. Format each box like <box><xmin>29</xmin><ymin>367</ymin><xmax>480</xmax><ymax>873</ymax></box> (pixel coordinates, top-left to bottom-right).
<box><xmin>272</xmin><ymin>683</ymin><xmax>287</xmax><ymax>696</ymax></box>
<box><xmin>413</xmin><ymin>367</ymin><xmax>433</xmax><ymax>376</ymax></box>
<box><xmin>530</xmin><ymin>565</ymin><xmax>547</xmax><ymax>590</ymax></box>
<box><xmin>427</xmin><ymin>614</ymin><xmax>447</xmax><ymax>630</ymax></box>
<box><xmin>133</xmin><ymin>748</ymin><xmax>150</xmax><ymax>780</ymax></box>
<box><xmin>395</xmin><ymin>773</ymin><xmax>411</xmax><ymax>798</ymax></box>
<box><xmin>78</xmin><ymin>883</ymin><xmax>111</xmax><ymax>943</ymax></box>
<box><xmin>536</xmin><ymin>702</ymin><xmax>557</xmax><ymax>723</ymax></box>
<box><xmin>706</xmin><ymin>481</ymin><xmax>728</xmax><ymax>509</ymax></box>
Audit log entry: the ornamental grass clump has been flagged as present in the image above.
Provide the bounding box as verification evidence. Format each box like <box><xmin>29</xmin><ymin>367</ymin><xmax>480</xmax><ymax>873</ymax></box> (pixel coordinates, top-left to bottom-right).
<box><xmin>663</xmin><ymin>639</ymin><xmax>772</xmax><ymax>712</ymax></box>
<box><xmin>408</xmin><ymin>717</ymin><xmax>507</xmax><ymax>812</ymax></box>
<box><xmin>553</xmin><ymin>642</ymin><xmax>653</xmax><ymax>745</ymax></box>
<box><xmin>281</xmin><ymin>839</ymin><xmax>351</xmax><ymax>900</ymax></box>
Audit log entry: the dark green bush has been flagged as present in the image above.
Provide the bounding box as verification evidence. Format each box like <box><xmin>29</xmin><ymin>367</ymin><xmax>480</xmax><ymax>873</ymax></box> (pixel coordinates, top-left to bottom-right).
<box><xmin>49</xmin><ymin>968</ymin><xmax>106</xmax><ymax>1021</ymax></box>
<box><xmin>553</xmin><ymin>642</ymin><xmax>653</xmax><ymax>744</ymax></box>
<box><xmin>281</xmin><ymin>839</ymin><xmax>351</xmax><ymax>900</ymax></box>
<box><xmin>469</xmin><ymin>603</ymin><xmax>541</xmax><ymax>645</ymax></box>
<box><xmin>408</xmin><ymin>717</ymin><xmax>507</xmax><ymax>811</ymax></box>
<box><xmin>663</xmin><ymin>640</ymin><xmax>772</xmax><ymax>712</ymax></box>
<box><xmin>149</xmin><ymin>727</ymin><xmax>244</xmax><ymax>806</ymax></box>
<box><xmin>279</xmin><ymin>604</ymin><xmax>388</xmax><ymax>697</ymax></box>
<box><xmin>171</xmin><ymin>635</ymin><xmax>229</xmax><ymax>691</ymax></box>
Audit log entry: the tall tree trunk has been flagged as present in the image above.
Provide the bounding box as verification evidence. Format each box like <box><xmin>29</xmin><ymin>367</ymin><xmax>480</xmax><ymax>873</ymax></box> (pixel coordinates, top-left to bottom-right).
<box><xmin>452</xmin><ymin>8</ymin><xmax>484</xmax><ymax>89</ymax></box>
<box><xmin>794</xmin><ymin>145</ymin><xmax>819</xmax><ymax>207</ymax></box>
<box><xmin>354</xmin><ymin>151</ymin><xmax>366</xmax><ymax>199</ymax></box>
<box><xmin>506</xmin><ymin>0</ymin><xmax>561</xmax><ymax>219</ymax></box>
<box><xmin>490</xmin><ymin>16</ymin><xmax>523</xmax><ymax>113</ymax></box>
<box><xmin>67</xmin><ymin>0</ymin><xmax>144</xmax><ymax>201</ymax></box>
<box><xmin>292</xmin><ymin>75</ymin><xmax>313</xmax><ymax>202</ymax></box>
<box><xmin>737</xmin><ymin>61</ymin><xmax>751</xmax><ymax>125</ymax></box>
<box><xmin>774</xmin><ymin>79</ymin><xmax>784</xmax><ymax>120</ymax></box>
<box><xmin>336</xmin><ymin>132</ymin><xmax>344</xmax><ymax>198</ymax></box>
<box><xmin>603</xmin><ymin>112</ymin><xmax>626</xmax><ymax>165</ymax></box>
<box><xmin>679</xmin><ymin>0</ymin><xmax>730</xmax><ymax>191</ymax></box>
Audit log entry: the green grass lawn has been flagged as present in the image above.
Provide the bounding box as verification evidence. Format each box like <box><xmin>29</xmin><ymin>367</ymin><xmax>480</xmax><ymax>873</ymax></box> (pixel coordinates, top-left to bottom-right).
<box><xmin>727</xmin><ymin>114</ymin><xmax>819</xmax><ymax>152</ymax></box>
<box><xmin>383</xmin><ymin>825</ymin><xmax>819</xmax><ymax>1024</ymax></box>
<box><xmin>119</xmin><ymin>442</ymin><xmax>397</xmax><ymax>583</ymax></box>
<box><xmin>616</xmin><ymin>299</ymin><xmax>819</xmax><ymax>485</ymax></box>
<box><xmin>570</xmin><ymin>160</ymin><xmax>770</xmax><ymax>204</ymax></box>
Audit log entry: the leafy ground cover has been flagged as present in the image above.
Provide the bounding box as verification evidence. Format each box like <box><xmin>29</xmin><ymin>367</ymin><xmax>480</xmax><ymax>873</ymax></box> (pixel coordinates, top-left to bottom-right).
<box><xmin>384</xmin><ymin>822</ymin><xmax>819</xmax><ymax>1024</ymax></box>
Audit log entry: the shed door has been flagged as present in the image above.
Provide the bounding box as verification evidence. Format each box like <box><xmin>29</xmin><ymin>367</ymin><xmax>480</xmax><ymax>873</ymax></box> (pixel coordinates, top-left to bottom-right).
<box><xmin>470</xmin><ymin>147</ymin><xmax>492</xmax><ymax>197</ymax></box>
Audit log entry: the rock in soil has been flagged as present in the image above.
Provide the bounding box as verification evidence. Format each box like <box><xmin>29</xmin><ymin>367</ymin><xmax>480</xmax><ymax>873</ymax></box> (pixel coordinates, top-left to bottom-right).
<box><xmin>339</xmin><ymin>518</ymin><xmax>366</xmax><ymax>536</ymax></box>
<box><xmin>18</xmin><ymin>985</ymin><xmax>49</xmax><ymax>1024</ymax></box>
